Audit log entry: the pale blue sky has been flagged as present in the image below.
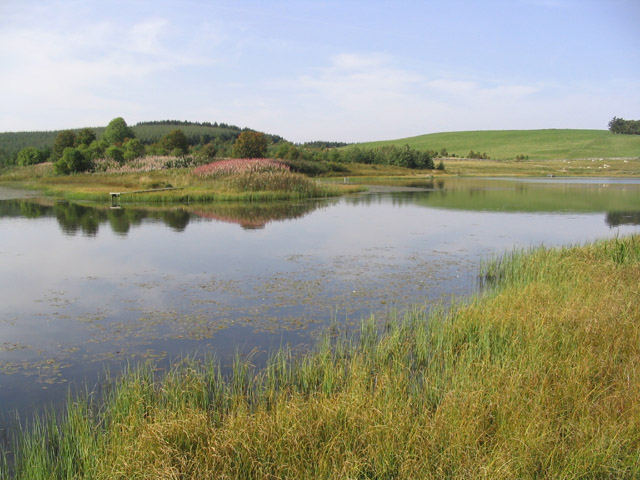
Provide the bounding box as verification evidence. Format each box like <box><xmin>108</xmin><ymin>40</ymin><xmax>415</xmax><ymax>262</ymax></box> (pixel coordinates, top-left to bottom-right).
<box><xmin>1</xmin><ymin>0</ymin><xmax>638</xmax><ymax>142</ymax></box>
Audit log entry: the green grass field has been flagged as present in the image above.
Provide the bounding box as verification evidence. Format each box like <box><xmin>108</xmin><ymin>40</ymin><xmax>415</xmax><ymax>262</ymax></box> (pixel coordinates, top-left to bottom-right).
<box><xmin>356</xmin><ymin>129</ymin><xmax>640</xmax><ymax>160</ymax></box>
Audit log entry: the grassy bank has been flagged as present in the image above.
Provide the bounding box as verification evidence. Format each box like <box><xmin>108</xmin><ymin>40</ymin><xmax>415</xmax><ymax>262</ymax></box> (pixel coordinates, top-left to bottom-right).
<box><xmin>330</xmin><ymin>157</ymin><xmax>640</xmax><ymax>178</ymax></box>
<box><xmin>1</xmin><ymin>157</ymin><xmax>639</xmax><ymax>205</ymax></box>
<box><xmin>440</xmin><ymin>157</ymin><xmax>640</xmax><ymax>177</ymax></box>
<box><xmin>3</xmin><ymin>235</ymin><xmax>639</xmax><ymax>478</ymax></box>
<box><xmin>0</xmin><ymin>163</ymin><xmax>362</xmax><ymax>202</ymax></box>
<box><xmin>357</xmin><ymin>129</ymin><xmax>640</xmax><ymax>161</ymax></box>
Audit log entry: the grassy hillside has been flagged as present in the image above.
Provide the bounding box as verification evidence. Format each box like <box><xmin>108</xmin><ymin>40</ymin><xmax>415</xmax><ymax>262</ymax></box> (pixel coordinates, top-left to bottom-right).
<box><xmin>357</xmin><ymin>129</ymin><xmax>640</xmax><ymax>160</ymax></box>
<box><xmin>0</xmin><ymin>121</ymin><xmax>277</xmax><ymax>164</ymax></box>
<box><xmin>0</xmin><ymin>124</ymin><xmax>240</xmax><ymax>150</ymax></box>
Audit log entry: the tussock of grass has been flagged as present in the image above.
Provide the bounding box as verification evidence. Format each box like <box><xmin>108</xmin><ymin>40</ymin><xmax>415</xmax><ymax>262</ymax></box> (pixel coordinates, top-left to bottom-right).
<box><xmin>3</xmin><ymin>236</ymin><xmax>640</xmax><ymax>478</ymax></box>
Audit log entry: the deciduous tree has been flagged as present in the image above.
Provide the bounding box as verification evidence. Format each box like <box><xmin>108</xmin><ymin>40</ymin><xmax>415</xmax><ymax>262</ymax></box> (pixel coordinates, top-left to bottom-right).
<box><xmin>51</xmin><ymin>130</ymin><xmax>76</xmax><ymax>161</ymax></box>
<box><xmin>17</xmin><ymin>146</ymin><xmax>43</xmax><ymax>166</ymax></box>
<box><xmin>161</xmin><ymin>129</ymin><xmax>189</xmax><ymax>155</ymax></box>
<box><xmin>123</xmin><ymin>139</ymin><xmax>145</xmax><ymax>160</ymax></box>
<box><xmin>106</xmin><ymin>145</ymin><xmax>125</xmax><ymax>163</ymax></box>
<box><xmin>75</xmin><ymin>128</ymin><xmax>97</xmax><ymax>147</ymax></box>
<box><xmin>103</xmin><ymin>117</ymin><xmax>136</xmax><ymax>145</ymax></box>
<box><xmin>54</xmin><ymin>147</ymin><xmax>91</xmax><ymax>174</ymax></box>
<box><xmin>232</xmin><ymin>131</ymin><xmax>268</xmax><ymax>158</ymax></box>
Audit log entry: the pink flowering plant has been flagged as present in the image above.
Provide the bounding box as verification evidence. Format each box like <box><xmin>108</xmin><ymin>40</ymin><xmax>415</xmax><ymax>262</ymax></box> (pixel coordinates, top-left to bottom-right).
<box><xmin>192</xmin><ymin>158</ymin><xmax>325</xmax><ymax>194</ymax></box>
<box><xmin>192</xmin><ymin>158</ymin><xmax>290</xmax><ymax>178</ymax></box>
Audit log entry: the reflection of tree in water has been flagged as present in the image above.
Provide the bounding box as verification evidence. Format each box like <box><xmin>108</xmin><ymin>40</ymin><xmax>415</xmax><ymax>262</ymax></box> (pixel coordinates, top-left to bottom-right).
<box><xmin>55</xmin><ymin>202</ymin><xmax>103</xmax><ymax>236</ymax></box>
<box><xmin>0</xmin><ymin>198</ymin><xmax>326</xmax><ymax>235</ymax></box>
<box><xmin>108</xmin><ymin>208</ymin><xmax>145</xmax><ymax>236</ymax></box>
<box><xmin>53</xmin><ymin>203</ymin><xmax>192</xmax><ymax>236</ymax></box>
<box><xmin>606</xmin><ymin>211</ymin><xmax>640</xmax><ymax>227</ymax></box>
<box><xmin>190</xmin><ymin>201</ymin><xmax>326</xmax><ymax>230</ymax></box>
<box><xmin>346</xmin><ymin>191</ymin><xmax>436</xmax><ymax>208</ymax></box>
<box><xmin>0</xmin><ymin>199</ymin><xmax>53</xmax><ymax>219</ymax></box>
<box><xmin>0</xmin><ymin>199</ymin><xmax>185</xmax><ymax>237</ymax></box>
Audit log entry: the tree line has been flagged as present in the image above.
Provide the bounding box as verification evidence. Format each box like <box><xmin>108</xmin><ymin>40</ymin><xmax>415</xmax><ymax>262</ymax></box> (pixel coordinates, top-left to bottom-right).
<box><xmin>608</xmin><ymin>117</ymin><xmax>640</xmax><ymax>135</ymax></box>
<box><xmin>0</xmin><ymin>120</ymin><xmax>277</xmax><ymax>166</ymax></box>
<box><xmin>5</xmin><ymin>116</ymin><xmax>448</xmax><ymax>175</ymax></box>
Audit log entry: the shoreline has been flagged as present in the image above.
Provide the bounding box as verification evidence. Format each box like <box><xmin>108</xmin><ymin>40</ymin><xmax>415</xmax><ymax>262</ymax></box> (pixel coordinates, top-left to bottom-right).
<box><xmin>3</xmin><ymin>235</ymin><xmax>639</xmax><ymax>478</ymax></box>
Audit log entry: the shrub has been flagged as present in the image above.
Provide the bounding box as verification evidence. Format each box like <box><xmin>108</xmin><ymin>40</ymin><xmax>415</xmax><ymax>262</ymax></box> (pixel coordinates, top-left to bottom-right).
<box><xmin>123</xmin><ymin>139</ymin><xmax>145</xmax><ymax>161</ymax></box>
<box><xmin>106</xmin><ymin>145</ymin><xmax>124</xmax><ymax>164</ymax></box>
<box><xmin>54</xmin><ymin>147</ymin><xmax>92</xmax><ymax>174</ymax></box>
<box><xmin>467</xmin><ymin>150</ymin><xmax>490</xmax><ymax>159</ymax></box>
<box><xmin>197</xmin><ymin>143</ymin><xmax>217</xmax><ymax>161</ymax></box>
<box><xmin>281</xmin><ymin>159</ymin><xmax>349</xmax><ymax>176</ymax></box>
<box><xmin>17</xmin><ymin>146</ymin><xmax>43</xmax><ymax>166</ymax></box>
<box><xmin>161</xmin><ymin>129</ymin><xmax>189</xmax><ymax>154</ymax></box>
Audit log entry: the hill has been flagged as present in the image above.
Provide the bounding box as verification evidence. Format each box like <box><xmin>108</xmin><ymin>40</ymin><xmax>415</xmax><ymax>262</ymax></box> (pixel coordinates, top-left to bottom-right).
<box><xmin>356</xmin><ymin>129</ymin><xmax>640</xmax><ymax>160</ymax></box>
<box><xmin>0</xmin><ymin>121</ymin><xmax>283</xmax><ymax>164</ymax></box>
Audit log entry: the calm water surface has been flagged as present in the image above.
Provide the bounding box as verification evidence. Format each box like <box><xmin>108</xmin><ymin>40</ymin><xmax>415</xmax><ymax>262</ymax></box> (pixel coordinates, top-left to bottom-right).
<box><xmin>1</xmin><ymin>177</ymin><xmax>639</xmax><ymax>424</ymax></box>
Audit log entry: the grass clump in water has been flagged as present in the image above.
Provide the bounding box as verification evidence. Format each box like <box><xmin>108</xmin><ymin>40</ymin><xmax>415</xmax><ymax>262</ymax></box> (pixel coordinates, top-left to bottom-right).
<box><xmin>3</xmin><ymin>235</ymin><xmax>640</xmax><ymax>478</ymax></box>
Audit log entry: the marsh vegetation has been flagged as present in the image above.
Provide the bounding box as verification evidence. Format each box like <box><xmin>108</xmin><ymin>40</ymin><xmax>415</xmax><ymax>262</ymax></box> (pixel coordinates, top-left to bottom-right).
<box><xmin>3</xmin><ymin>235</ymin><xmax>639</xmax><ymax>478</ymax></box>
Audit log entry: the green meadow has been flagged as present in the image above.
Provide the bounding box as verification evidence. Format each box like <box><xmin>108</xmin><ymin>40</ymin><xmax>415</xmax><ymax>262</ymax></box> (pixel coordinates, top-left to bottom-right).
<box><xmin>4</xmin><ymin>235</ymin><xmax>640</xmax><ymax>479</ymax></box>
<box><xmin>357</xmin><ymin>129</ymin><xmax>640</xmax><ymax>160</ymax></box>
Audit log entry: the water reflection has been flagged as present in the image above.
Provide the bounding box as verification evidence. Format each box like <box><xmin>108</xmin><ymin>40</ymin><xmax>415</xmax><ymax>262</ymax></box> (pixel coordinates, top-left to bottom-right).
<box><xmin>348</xmin><ymin>177</ymin><xmax>640</xmax><ymax>213</ymax></box>
<box><xmin>189</xmin><ymin>201</ymin><xmax>331</xmax><ymax>230</ymax></box>
<box><xmin>1</xmin><ymin>179</ymin><xmax>640</xmax><ymax>425</ymax></box>
<box><xmin>0</xmin><ymin>198</ymin><xmax>329</xmax><ymax>236</ymax></box>
<box><xmin>606</xmin><ymin>211</ymin><xmax>640</xmax><ymax>227</ymax></box>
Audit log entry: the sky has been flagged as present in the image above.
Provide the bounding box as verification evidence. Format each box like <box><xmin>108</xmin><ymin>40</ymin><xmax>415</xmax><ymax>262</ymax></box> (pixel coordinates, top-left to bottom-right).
<box><xmin>0</xmin><ymin>0</ymin><xmax>639</xmax><ymax>143</ymax></box>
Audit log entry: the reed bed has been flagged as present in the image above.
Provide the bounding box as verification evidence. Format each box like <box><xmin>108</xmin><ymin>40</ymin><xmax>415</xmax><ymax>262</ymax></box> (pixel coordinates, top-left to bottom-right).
<box><xmin>3</xmin><ymin>235</ymin><xmax>640</xmax><ymax>479</ymax></box>
<box><xmin>2</xmin><ymin>168</ymin><xmax>350</xmax><ymax>204</ymax></box>
<box><xmin>193</xmin><ymin>158</ymin><xmax>289</xmax><ymax>177</ymax></box>
<box><xmin>93</xmin><ymin>156</ymin><xmax>187</xmax><ymax>174</ymax></box>
<box><xmin>191</xmin><ymin>158</ymin><xmax>340</xmax><ymax>200</ymax></box>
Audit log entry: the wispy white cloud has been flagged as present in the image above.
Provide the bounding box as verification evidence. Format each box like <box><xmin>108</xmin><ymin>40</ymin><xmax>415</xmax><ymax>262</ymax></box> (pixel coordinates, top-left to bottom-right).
<box><xmin>0</xmin><ymin>3</ymin><xmax>218</xmax><ymax>129</ymax></box>
<box><xmin>265</xmin><ymin>53</ymin><xmax>548</xmax><ymax>141</ymax></box>
<box><xmin>426</xmin><ymin>79</ymin><xmax>541</xmax><ymax>101</ymax></box>
<box><xmin>297</xmin><ymin>53</ymin><xmax>424</xmax><ymax>109</ymax></box>
<box><xmin>0</xmin><ymin>1</ymin><xmax>636</xmax><ymax>139</ymax></box>
<box><xmin>0</xmin><ymin>17</ymin><xmax>208</xmax><ymax>91</ymax></box>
